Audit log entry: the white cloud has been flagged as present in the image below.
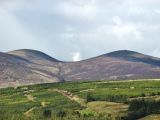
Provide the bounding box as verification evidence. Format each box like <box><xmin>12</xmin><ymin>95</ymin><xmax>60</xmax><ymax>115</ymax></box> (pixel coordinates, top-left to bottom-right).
<box><xmin>129</xmin><ymin>8</ymin><xmax>143</xmax><ymax>14</ymax></box>
<box><xmin>112</xmin><ymin>23</ymin><xmax>142</xmax><ymax>40</ymax></box>
<box><xmin>72</xmin><ymin>52</ymin><xmax>82</xmax><ymax>62</ymax></box>
<box><xmin>154</xmin><ymin>9</ymin><xmax>160</xmax><ymax>14</ymax></box>
<box><xmin>0</xmin><ymin>7</ymin><xmax>47</xmax><ymax>52</ymax></box>
<box><xmin>113</xmin><ymin>16</ymin><xmax>122</xmax><ymax>25</ymax></box>
<box><xmin>151</xmin><ymin>49</ymin><xmax>160</xmax><ymax>58</ymax></box>
<box><xmin>112</xmin><ymin>16</ymin><xmax>138</xmax><ymax>39</ymax></box>
<box><xmin>53</xmin><ymin>0</ymin><xmax>97</xmax><ymax>21</ymax></box>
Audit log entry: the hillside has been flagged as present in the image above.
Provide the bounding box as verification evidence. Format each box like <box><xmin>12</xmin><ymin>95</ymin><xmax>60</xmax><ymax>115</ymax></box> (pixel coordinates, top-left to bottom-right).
<box><xmin>1</xmin><ymin>49</ymin><xmax>160</xmax><ymax>87</ymax></box>
<box><xmin>8</xmin><ymin>49</ymin><xmax>59</xmax><ymax>65</ymax></box>
<box><xmin>62</xmin><ymin>50</ymin><xmax>160</xmax><ymax>81</ymax></box>
<box><xmin>0</xmin><ymin>50</ymin><xmax>60</xmax><ymax>88</ymax></box>
<box><xmin>0</xmin><ymin>80</ymin><xmax>160</xmax><ymax>120</ymax></box>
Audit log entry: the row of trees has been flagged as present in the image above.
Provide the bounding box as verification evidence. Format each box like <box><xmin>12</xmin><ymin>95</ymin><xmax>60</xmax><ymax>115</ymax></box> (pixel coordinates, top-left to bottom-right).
<box><xmin>124</xmin><ymin>99</ymin><xmax>160</xmax><ymax>120</ymax></box>
<box><xmin>86</xmin><ymin>92</ymin><xmax>127</xmax><ymax>103</ymax></box>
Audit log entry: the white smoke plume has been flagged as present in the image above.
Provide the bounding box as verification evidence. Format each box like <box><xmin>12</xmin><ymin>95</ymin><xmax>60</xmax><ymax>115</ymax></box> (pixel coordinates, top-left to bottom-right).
<box><xmin>72</xmin><ymin>52</ymin><xmax>82</xmax><ymax>61</ymax></box>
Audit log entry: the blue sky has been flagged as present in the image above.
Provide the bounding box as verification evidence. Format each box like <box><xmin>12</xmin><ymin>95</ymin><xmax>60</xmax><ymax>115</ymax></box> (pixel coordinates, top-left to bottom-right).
<box><xmin>0</xmin><ymin>0</ymin><xmax>160</xmax><ymax>61</ymax></box>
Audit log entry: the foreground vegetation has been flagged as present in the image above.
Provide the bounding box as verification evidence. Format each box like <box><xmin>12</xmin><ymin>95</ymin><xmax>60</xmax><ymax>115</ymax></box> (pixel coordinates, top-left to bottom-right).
<box><xmin>0</xmin><ymin>80</ymin><xmax>160</xmax><ymax>120</ymax></box>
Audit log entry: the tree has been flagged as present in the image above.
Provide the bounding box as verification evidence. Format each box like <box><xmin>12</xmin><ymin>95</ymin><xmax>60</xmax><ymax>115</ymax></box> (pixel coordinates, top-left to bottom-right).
<box><xmin>56</xmin><ymin>109</ymin><xmax>67</xmax><ymax>118</ymax></box>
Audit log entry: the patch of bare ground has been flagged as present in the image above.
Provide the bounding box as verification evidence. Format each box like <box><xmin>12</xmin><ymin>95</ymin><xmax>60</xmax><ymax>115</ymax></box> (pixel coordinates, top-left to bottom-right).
<box><xmin>128</xmin><ymin>95</ymin><xmax>160</xmax><ymax>101</ymax></box>
<box><xmin>80</xmin><ymin>89</ymin><xmax>94</xmax><ymax>92</ymax></box>
<box><xmin>41</xmin><ymin>101</ymin><xmax>49</xmax><ymax>108</ymax></box>
<box><xmin>24</xmin><ymin>94</ymin><xmax>35</xmax><ymax>102</ymax></box>
<box><xmin>48</xmin><ymin>89</ymin><xmax>86</xmax><ymax>106</ymax></box>
<box><xmin>24</xmin><ymin>107</ymin><xmax>35</xmax><ymax>117</ymax></box>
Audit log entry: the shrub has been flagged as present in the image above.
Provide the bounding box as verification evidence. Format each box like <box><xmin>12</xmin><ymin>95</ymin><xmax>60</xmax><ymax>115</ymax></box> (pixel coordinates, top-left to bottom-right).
<box><xmin>72</xmin><ymin>111</ymin><xmax>81</xmax><ymax>118</ymax></box>
<box><xmin>86</xmin><ymin>92</ymin><xmax>95</xmax><ymax>102</ymax></box>
<box><xmin>126</xmin><ymin>99</ymin><xmax>160</xmax><ymax>120</ymax></box>
<box><xmin>83</xmin><ymin>111</ymin><xmax>95</xmax><ymax>117</ymax></box>
<box><xmin>150</xmin><ymin>92</ymin><xmax>156</xmax><ymax>96</ymax></box>
<box><xmin>43</xmin><ymin>109</ymin><xmax>51</xmax><ymax>118</ymax></box>
<box><xmin>56</xmin><ymin>109</ymin><xmax>67</xmax><ymax>118</ymax></box>
<box><xmin>140</xmin><ymin>93</ymin><xmax>146</xmax><ymax>97</ymax></box>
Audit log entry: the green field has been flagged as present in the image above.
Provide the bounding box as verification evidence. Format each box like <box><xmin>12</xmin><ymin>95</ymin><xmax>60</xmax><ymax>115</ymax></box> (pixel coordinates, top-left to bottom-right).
<box><xmin>139</xmin><ymin>114</ymin><xmax>160</xmax><ymax>120</ymax></box>
<box><xmin>0</xmin><ymin>80</ymin><xmax>160</xmax><ymax>120</ymax></box>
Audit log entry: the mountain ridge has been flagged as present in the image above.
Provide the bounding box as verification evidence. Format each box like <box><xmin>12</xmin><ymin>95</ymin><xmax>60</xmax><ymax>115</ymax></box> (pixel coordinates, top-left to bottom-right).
<box><xmin>7</xmin><ymin>49</ymin><xmax>60</xmax><ymax>63</ymax></box>
<box><xmin>1</xmin><ymin>49</ymin><xmax>160</xmax><ymax>88</ymax></box>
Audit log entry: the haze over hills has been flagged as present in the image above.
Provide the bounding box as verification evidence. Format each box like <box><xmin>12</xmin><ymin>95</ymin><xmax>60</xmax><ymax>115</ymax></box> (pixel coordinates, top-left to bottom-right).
<box><xmin>1</xmin><ymin>49</ymin><xmax>160</xmax><ymax>88</ymax></box>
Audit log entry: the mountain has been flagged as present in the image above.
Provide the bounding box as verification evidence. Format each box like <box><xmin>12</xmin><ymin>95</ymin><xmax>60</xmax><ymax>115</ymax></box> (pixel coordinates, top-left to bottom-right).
<box><xmin>8</xmin><ymin>49</ymin><xmax>59</xmax><ymax>65</ymax></box>
<box><xmin>1</xmin><ymin>49</ymin><xmax>160</xmax><ymax>88</ymax></box>
<box><xmin>62</xmin><ymin>50</ymin><xmax>160</xmax><ymax>81</ymax></box>
<box><xmin>106</xmin><ymin>50</ymin><xmax>160</xmax><ymax>66</ymax></box>
<box><xmin>1</xmin><ymin>50</ymin><xmax>60</xmax><ymax>88</ymax></box>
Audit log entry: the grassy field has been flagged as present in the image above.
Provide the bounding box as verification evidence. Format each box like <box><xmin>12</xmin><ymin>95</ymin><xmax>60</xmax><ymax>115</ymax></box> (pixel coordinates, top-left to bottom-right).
<box><xmin>139</xmin><ymin>114</ymin><xmax>160</xmax><ymax>120</ymax></box>
<box><xmin>0</xmin><ymin>80</ymin><xmax>160</xmax><ymax>120</ymax></box>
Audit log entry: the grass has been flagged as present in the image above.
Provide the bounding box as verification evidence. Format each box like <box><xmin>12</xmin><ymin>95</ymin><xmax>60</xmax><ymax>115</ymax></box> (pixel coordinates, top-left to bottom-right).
<box><xmin>139</xmin><ymin>114</ymin><xmax>160</xmax><ymax>120</ymax></box>
<box><xmin>0</xmin><ymin>80</ymin><xmax>160</xmax><ymax>120</ymax></box>
<box><xmin>82</xmin><ymin>101</ymin><xmax>128</xmax><ymax>118</ymax></box>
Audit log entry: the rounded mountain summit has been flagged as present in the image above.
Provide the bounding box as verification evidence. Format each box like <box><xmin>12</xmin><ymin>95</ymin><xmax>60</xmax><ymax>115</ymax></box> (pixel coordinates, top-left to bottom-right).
<box><xmin>0</xmin><ymin>49</ymin><xmax>160</xmax><ymax>88</ymax></box>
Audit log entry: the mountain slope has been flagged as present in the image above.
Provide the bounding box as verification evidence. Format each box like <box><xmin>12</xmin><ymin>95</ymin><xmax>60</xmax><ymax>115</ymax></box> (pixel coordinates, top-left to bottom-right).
<box><xmin>61</xmin><ymin>50</ymin><xmax>160</xmax><ymax>81</ymax></box>
<box><xmin>105</xmin><ymin>50</ymin><xmax>160</xmax><ymax>66</ymax></box>
<box><xmin>1</xmin><ymin>49</ymin><xmax>160</xmax><ymax>88</ymax></box>
<box><xmin>8</xmin><ymin>49</ymin><xmax>59</xmax><ymax>65</ymax></box>
<box><xmin>0</xmin><ymin>50</ymin><xmax>60</xmax><ymax>88</ymax></box>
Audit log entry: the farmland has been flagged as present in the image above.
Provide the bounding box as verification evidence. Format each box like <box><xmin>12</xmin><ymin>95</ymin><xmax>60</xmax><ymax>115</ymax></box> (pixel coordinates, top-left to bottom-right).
<box><xmin>0</xmin><ymin>80</ymin><xmax>160</xmax><ymax>120</ymax></box>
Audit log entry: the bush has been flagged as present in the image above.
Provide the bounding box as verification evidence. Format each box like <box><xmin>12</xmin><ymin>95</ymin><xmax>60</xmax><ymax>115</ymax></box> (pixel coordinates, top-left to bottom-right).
<box><xmin>105</xmin><ymin>95</ymin><xmax>127</xmax><ymax>103</ymax></box>
<box><xmin>83</xmin><ymin>111</ymin><xmax>96</xmax><ymax>117</ymax></box>
<box><xmin>86</xmin><ymin>93</ymin><xmax>95</xmax><ymax>102</ymax></box>
<box><xmin>140</xmin><ymin>93</ymin><xmax>146</xmax><ymax>97</ymax></box>
<box><xmin>149</xmin><ymin>92</ymin><xmax>156</xmax><ymax>96</ymax></box>
<box><xmin>125</xmin><ymin>99</ymin><xmax>160</xmax><ymax>120</ymax></box>
<box><xmin>72</xmin><ymin>111</ymin><xmax>81</xmax><ymax>118</ymax></box>
<box><xmin>43</xmin><ymin>109</ymin><xmax>51</xmax><ymax>118</ymax></box>
<box><xmin>56</xmin><ymin>109</ymin><xmax>67</xmax><ymax>118</ymax></box>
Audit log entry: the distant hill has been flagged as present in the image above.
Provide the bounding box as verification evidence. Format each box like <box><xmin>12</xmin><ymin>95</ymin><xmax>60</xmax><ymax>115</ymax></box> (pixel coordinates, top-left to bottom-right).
<box><xmin>1</xmin><ymin>49</ymin><xmax>160</xmax><ymax>88</ymax></box>
<box><xmin>8</xmin><ymin>49</ymin><xmax>59</xmax><ymax>65</ymax></box>
<box><xmin>62</xmin><ymin>50</ymin><xmax>160</xmax><ymax>81</ymax></box>
<box><xmin>0</xmin><ymin>50</ymin><xmax>60</xmax><ymax>88</ymax></box>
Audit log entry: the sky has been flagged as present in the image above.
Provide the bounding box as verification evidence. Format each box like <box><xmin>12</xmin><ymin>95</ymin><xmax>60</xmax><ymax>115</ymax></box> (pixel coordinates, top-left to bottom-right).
<box><xmin>0</xmin><ymin>0</ymin><xmax>160</xmax><ymax>61</ymax></box>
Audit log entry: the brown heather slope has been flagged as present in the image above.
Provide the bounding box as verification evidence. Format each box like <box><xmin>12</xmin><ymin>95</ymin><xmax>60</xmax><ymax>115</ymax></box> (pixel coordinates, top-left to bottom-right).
<box><xmin>8</xmin><ymin>49</ymin><xmax>59</xmax><ymax>65</ymax></box>
<box><xmin>0</xmin><ymin>49</ymin><xmax>160</xmax><ymax>88</ymax></box>
<box><xmin>0</xmin><ymin>50</ymin><xmax>61</xmax><ymax>88</ymax></box>
<box><xmin>62</xmin><ymin>50</ymin><xmax>160</xmax><ymax>81</ymax></box>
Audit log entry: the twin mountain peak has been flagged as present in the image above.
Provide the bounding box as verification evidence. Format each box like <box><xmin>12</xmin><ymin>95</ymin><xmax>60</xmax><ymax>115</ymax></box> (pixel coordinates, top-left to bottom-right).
<box><xmin>0</xmin><ymin>49</ymin><xmax>160</xmax><ymax>88</ymax></box>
